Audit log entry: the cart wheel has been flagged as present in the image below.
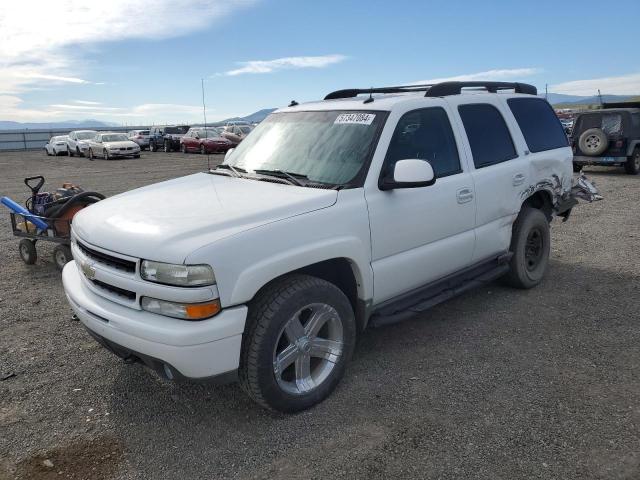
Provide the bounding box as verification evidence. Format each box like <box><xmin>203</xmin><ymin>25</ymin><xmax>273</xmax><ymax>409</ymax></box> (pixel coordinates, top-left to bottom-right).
<box><xmin>19</xmin><ymin>239</ymin><xmax>37</xmax><ymax>265</ymax></box>
<box><xmin>53</xmin><ymin>245</ymin><xmax>73</xmax><ymax>271</ymax></box>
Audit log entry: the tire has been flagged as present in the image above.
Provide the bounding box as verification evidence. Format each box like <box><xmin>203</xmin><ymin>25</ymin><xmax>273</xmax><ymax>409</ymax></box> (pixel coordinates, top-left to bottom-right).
<box><xmin>133</xmin><ymin>154</ymin><xmax>140</xmax><ymax>159</ymax></box>
<box><xmin>164</xmin><ymin>140</ymin><xmax>171</xmax><ymax>153</ymax></box>
<box><xmin>88</xmin><ymin>148</ymin><xmax>94</xmax><ymax>161</ymax></box>
<box><xmin>68</xmin><ymin>146</ymin><xmax>75</xmax><ymax>157</ymax></box>
<box><xmin>19</xmin><ymin>239</ymin><xmax>37</xmax><ymax>265</ymax></box>
<box><xmin>45</xmin><ymin>148</ymin><xmax>51</xmax><ymax>156</ymax></box>
<box><xmin>53</xmin><ymin>245</ymin><xmax>72</xmax><ymax>271</ymax></box>
<box><xmin>180</xmin><ymin>143</ymin><xmax>187</xmax><ymax>154</ymax></box>
<box><xmin>503</xmin><ymin>207</ymin><xmax>550</xmax><ymax>289</ymax></box>
<box><xmin>150</xmin><ymin>141</ymin><xmax>156</xmax><ymax>152</ymax></box>
<box><xmin>578</xmin><ymin>128</ymin><xmax>608</xmax><ymax>156</ymax></box>
<box><xmin>200</xmin><ymin>144</ymin><xmax>206</xmax><ymax>155</ymax></box>
<box><xmin>103</xmin><ymin>149</ymin><xmax>109</xmax><ymax>160</ymax></box>
<box><xmin>572</xmin><ymin>163</ymin><xmax>582</xmax><ymax>173</ymax></box>
<box><xmin>624</xmin><ymin>148</ymin><xmax>640</xmax><ymax>175</ymax></box>
<box><xmin>239</xmin><ymin>274</ymin><xmax>356</xmax><ymax>413</ymax></box>
<box><xmin>76</xmin><ymin>147</ymin><xmax>82</xmax><ymax>157</ymax></box>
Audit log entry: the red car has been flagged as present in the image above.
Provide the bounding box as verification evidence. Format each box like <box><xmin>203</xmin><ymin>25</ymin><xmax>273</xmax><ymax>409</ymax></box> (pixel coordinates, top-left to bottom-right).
<box><xmin>180</xmin><ymin>127</ymin><xmax>232</xmax><ymax>154</ymax></box>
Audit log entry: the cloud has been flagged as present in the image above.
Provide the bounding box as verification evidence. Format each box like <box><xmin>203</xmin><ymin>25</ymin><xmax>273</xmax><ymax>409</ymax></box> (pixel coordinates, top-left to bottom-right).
<box><xmin>0</xmin><ymin>0</ymin><xmax>256</xmax><ymax>94</ymax></box>
<box><xmin>221</xmin><ymin>54</ymin><xmax>347</xmax><ymax>76</ymax></box>
<box><xmin>549</xmin><ymin>72</ymin><xmax>640</xmax><ymax>96</ymax></box>
<box><xmin>412</xmin><ymin>68</ymin><xmax>540</xmax><ymax>85</ymax></box>
<box><xmin>74</xmin><ymin>100</ymin><xmax>102</xmax><ymax>105</ymax></box>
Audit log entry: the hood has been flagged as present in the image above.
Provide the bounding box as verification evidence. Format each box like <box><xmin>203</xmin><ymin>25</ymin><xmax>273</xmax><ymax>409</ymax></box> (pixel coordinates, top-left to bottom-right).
<box><xmin>72</xmin><ymin>173</ymin><xmax>337</xmax><ymax>263</ymax></box>
<box><xmin>104</xmin><ymin>140</ymin><xmax>139</xmax><ymax>149</ymax></box>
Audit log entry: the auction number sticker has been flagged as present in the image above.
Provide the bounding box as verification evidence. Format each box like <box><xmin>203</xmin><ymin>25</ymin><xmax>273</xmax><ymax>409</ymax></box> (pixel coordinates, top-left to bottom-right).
<box><xmin>334</xmin><ymin>113</ymin><xmax>376</xmax><ymax>125</ymax></box>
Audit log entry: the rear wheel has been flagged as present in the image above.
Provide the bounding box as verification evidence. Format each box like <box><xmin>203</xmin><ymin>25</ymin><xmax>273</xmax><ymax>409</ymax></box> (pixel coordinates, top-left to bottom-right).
<box><xmin>150</xmin><ymin>141</ymin><xmax>156</xmax><ymax>152</ymax></box>
<box><xmin>164</xmin><ymin>140</ymin><xmax>171</xmax><ymax>153</ymax></box>
<box><xmin>239</xmin><ymin>274</ymin><xmax>356</xmax><ymax>412</ymax></box>
<box><xmin>180</xmin><ymin>143</ymin><xmax>187</xmax><ymax>154</ymax></box>
<box><xmin>45</xmin><ymin>148</ymin><xmax>51</xmax><ymax>156</ymax></box>
<box><xmin>53</xmin><ymin>245</ymin><xmax>72</xmax><ymax>271</ymax></box>
<box><xmin>503</xmin><ymin>207</ymin><xmax>550</xmax><ymax>289</ymax></box>
<box><xmin>68</xmin><ymin>146</ymin><xmax>75</xmax><ymax>157</ymax></box>
<box><xmin>200</xmin><ymin>144</ymin><xmax>206</xmax><ymax>155</ymax></box>
<box><xmin>624</xmin><ymin>148</ymin><xmax>640</xmax><ymax>175</ymax></box>
<box><xmin>19</xmin><ymin>239</ymin><xmax>37</xmax><ymax>265</ymax></box>
<box><xmin>88</xmin><ymin>148</ymin><xmax>95</xmax><ymax>161</ymax></box>
<box><xmin>572</xmin><ymin>163</ymin><xmax>582</xmax><ymax>173</ymax></box>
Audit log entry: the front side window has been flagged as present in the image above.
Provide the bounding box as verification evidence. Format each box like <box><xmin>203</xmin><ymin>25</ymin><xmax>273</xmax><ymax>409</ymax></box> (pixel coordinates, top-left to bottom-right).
<box><xmin>458</xmin><ymin>104</ymin><xmax>517</xmax><ymax>168</ymax></box>
<box><xmin>384</xmin><ymin>107</ymin><xmax>461</xmax><ymax>178</ymax></box>
<box><xmin>224</xmin><ymin>110</ymin><xmax>385</xmax><ymax>185</ymax></box>
<box><xmin>507</xmin><ymin>98</ymin><xmax>568</xmax><ymax>152</ymax></box>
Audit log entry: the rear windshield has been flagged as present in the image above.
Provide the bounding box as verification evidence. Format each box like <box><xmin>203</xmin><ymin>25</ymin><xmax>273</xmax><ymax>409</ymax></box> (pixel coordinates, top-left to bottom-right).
<box><xmin>140</xmin><ymin>130</ymin><xmax>149</xmax><ymax>135</ymax></box>
<box><xmin>576</xmin><ymin>113</ymin><xmax>623</xmax><ymax>135</ymax></box>
<box><xmin>165</xmin><ymin>126</ymin><xmax>189</xmax><ymax>134</ymax></box>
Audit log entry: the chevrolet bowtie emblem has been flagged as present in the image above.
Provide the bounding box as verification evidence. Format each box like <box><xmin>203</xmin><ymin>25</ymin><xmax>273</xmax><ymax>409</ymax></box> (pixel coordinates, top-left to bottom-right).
<box><xmin>81</xmin><ymin>261</ymin><xmax>96</xmax><ymax>280</ymax></box>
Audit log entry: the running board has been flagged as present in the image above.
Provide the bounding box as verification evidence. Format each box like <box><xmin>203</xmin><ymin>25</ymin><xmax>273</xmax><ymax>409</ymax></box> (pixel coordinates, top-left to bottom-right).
<box><xmin>369</xmin><ymin>253</ymin><xmax>512</xmax><ymax>328</ymax></box>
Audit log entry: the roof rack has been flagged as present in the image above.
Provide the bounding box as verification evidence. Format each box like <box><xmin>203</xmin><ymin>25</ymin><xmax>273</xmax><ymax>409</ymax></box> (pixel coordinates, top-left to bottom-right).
<box><xmin>324</xmin><ymin>81</ymin><xmax>537</xmax><ymax>101</ymax></box>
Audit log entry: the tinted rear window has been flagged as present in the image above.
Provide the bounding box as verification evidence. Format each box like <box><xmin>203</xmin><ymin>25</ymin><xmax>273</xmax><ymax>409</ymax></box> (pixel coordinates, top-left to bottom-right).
<box><xmin>165</xmin><ymin>126</ymin><xmax>190</xmax><ymax>134</ymax></box>
<box><xmin>458</xmin><ymin>104</ymin><xmax>517</xmax><ymax>168</ymax></box>
<box><xmin>507</xmin><ymin>98</ymin><xmax>568</xmax><ymax>152</ymax></box>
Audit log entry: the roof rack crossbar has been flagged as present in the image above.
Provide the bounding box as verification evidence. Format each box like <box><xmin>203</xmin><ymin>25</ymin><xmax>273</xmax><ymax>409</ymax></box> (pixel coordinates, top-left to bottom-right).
<box><xmin>324</xmin><ymin>84</ymin><xmax>434</xmax><ymax>100</ymax></box>
<box><xmin>424</xmin><ymin>81</ymin><xmax>537</xmax><ymax>97</ymax></box>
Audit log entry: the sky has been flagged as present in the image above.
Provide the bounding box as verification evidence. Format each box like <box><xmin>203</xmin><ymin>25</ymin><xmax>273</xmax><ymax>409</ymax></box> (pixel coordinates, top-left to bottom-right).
<box><xmin>1</xmin><ymin>0</ymin><xmax>639</xmax><ymax>125</ymax></box>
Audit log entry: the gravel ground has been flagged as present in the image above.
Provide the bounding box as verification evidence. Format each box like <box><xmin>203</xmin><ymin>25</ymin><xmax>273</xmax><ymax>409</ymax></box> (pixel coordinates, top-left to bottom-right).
<box><xmin>0</xmin><ymin>150</ymin><xmax>638</xmax><ymax>480</ymax></box>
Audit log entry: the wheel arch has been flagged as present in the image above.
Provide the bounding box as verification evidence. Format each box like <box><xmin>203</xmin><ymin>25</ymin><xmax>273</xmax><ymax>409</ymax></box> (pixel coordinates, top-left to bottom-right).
<box><xmin>521</xmin><ymin>190</ymin><xmax>553</xmax><ymax>221</ymax></box>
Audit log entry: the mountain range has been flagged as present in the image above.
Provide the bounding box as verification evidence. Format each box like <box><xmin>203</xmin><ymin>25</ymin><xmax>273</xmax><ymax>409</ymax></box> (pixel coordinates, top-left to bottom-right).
<box><xmin>1</xmin><ymin>94</ymin><xmax>638</xmax><ymax>130</ymax></box>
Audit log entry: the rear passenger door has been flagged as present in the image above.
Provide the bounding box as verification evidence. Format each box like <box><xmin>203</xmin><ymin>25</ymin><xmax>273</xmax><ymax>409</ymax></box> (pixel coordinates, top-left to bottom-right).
<box><xmin>453</xmin><ymin>100</ymin><xmax>529</xmax><ymax>261</ymax></box>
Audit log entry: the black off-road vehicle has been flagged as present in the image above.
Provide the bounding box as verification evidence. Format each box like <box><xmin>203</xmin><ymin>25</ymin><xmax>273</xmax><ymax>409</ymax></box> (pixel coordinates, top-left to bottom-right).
<box><xmin>571</xmin><ymin>102</ymin><xmax>640</xmax><ymax>175</ymax></box>
<box><xmin>149</xmin><ymin>125</ymin><xmax>191</xmax><ymax>152</ymax></box>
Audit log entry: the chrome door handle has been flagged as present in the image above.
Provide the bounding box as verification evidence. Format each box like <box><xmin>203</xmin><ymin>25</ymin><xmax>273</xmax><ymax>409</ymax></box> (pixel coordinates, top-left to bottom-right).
<box><xmin>456</xmin><ymin>188</ymin><xmax>474</xmax><ymax>204</ymax></box>
<box><xmin>513</xmin><ymin>173</ymin><xmax>526</xmax><ymax>186</ymax></box>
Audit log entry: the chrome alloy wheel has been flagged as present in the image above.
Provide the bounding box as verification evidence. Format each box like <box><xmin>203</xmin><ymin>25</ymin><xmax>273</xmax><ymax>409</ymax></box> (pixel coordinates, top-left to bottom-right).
<box><xmin>272</xmin><ymin>303</ymin><xmax>344</xmax><ymax>395</ymax></box>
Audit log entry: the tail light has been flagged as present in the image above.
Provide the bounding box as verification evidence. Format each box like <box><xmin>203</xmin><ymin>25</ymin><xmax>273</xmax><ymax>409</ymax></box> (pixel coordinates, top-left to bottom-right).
<box><xmin>615</xmin><ymin>140</ymin><xmax>623</xmax><ymax>148</ymax></box>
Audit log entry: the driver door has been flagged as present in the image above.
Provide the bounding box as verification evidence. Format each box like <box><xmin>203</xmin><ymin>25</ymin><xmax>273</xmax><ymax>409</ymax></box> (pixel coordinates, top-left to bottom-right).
<box><xmin>366</xmin><ymin>106</ymin><xmax>476</xmax><ymax>304</ymax></box>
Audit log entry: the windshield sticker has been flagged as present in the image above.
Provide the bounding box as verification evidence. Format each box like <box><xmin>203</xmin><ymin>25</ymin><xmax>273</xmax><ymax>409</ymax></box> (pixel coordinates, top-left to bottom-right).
<box><xmin>334</xmin><ymin>113</ymin><xmax>376</xmax><ymax>125</ymax></box>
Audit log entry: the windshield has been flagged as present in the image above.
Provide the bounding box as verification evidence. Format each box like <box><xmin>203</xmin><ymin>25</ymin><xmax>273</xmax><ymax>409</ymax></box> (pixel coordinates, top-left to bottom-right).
<box><xmin>224</xmin><ymin>111</ymin><xmax>384</xmax><ymax>185</ymax></box>
<box><xmin>76</xmin><ymin>131</ymin><xmax>96</xmax><ymax>140</ymax></box>
<box><xmin>199</xmin><ymin>128</ymin><xmax>222</xmax><ymax>138</ymax></box>
<box><xmin>238</xmin><ymin>126</ymin><xmax>252</xmax><ymax>134</ymax></box>
<box><xmin>101</xmin><ymin>134</ymin><xmax>128</xmax><ymax>142</ymax></box>
<box><xmin>166</xmin><ymin>126</ymin><xmax>190</xmax><ymax>134</ymax></box>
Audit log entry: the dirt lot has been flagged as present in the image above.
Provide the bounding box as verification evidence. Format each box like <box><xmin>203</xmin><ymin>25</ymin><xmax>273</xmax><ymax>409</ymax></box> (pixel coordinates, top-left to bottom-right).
<box><xmin>0</xmin><ymin>150</ymin><xmax>639</xmax><ymax>480</ymax></box>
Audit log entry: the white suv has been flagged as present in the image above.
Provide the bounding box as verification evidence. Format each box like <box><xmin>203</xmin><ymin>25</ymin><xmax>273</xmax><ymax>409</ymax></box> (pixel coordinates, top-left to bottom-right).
<box><xmin>62</xmin><ymin>81</ymin><xmax>597</xmax><ymax>412</ymax></box>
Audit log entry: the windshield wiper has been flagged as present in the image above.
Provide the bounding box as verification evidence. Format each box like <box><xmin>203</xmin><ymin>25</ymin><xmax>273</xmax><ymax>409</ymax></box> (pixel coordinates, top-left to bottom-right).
<box><xmin>215</xmin><ymin>164</ymin><xmax>246</xmax><ymax>178</ymax></box>
<box><xmin>253</xmin><ymin>169</ymin><xmax>307</xmax><ymax>186</ymax></box>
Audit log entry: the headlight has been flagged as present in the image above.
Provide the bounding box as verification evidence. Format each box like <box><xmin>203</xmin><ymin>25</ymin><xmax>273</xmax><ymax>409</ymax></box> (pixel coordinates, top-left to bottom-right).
<box><xmin>140</xmin><ymin>260</ymin><xmax>215</xmax><ymax>287</ymax></box>
<box><xmin>141</xmin><ymin>297</ymin><xmax>221</xmax><ymax>320</ymax></box>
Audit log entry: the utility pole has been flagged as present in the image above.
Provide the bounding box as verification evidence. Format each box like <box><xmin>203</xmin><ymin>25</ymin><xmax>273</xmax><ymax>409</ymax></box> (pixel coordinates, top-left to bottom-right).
<box><xmin>545</xmin><ymin>83</ymin><xmax>548</xmax><ymax>100</ymax></box>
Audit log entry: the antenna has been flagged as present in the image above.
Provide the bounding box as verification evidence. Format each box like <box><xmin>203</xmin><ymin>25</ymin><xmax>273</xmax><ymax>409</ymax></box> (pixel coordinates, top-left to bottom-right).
<box><xmin>201</xmin><ymin>78</ymin><xmax>210</xmax><ymax>171</ymax></box>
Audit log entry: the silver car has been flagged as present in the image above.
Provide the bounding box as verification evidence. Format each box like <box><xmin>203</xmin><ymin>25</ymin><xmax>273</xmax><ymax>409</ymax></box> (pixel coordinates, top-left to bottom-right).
<box><xmin>86</xmin><ymin>132</ymin><xmax>141</xmax><ymax>160</ymax></box>
<box><xmin>67</xmin><ymin>130</ymin><xmax>98</xmax><ymax>157</ymax></box>
<box><xmin>128</xmin><ymin>129</ymin><xmax>150</xmax><ymax>150</ymax></box>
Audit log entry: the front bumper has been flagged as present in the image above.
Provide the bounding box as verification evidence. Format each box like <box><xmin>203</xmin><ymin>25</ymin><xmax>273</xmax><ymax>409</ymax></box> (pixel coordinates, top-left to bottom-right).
<box><xmin>107</xmin><ymin>150</ymin><xmax>140</xmax><ymax>158</ymax></box>
<box><xmin>573</xmin><ymin>155</ymin><xmax>627</xmax><ymax>165</ymax></box>
<box><xmin>62</xmin><ymin>261</ymin><xmax>247</xmax><ymax>380</ymax></box>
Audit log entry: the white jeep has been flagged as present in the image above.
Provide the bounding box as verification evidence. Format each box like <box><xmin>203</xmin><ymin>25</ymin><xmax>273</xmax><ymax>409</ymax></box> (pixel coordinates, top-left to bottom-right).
<box><xmin>62</xmin><ymin>81</ymin><xmax>598</xmax><ymax>412</ymax></box>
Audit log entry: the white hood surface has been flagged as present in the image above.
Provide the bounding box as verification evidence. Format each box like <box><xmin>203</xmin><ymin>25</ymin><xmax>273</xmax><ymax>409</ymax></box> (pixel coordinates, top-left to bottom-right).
<box><xmin>104</xmin><ymin>140</ymin><xmax>139</xmax><ymax>149</ymax></box>
<box><xmin>72</xmin><ymin>173</ymin><xmax>337</xmax><ymax>263</ymax></box>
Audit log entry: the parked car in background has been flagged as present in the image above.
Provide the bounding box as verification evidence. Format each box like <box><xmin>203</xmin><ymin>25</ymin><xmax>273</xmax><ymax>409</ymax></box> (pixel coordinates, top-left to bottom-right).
<box><xmin>571</xmin><ymin>102</ymin><xmax>640</xmax><ymax>174</ymax></box>
<box><xmin>86</xmin><ymin>132</ymin><xmax>141</xmax><ymax>160</ymax></box>
<box><xmin>67</xmin><ymin>130</ymin><xmax>97</xmax><ymax>157</ymax></box>
<box><xmin>180</xmin><ymin>127</ymin><xmax>233</xmax><ymax>154</ymax></box>
<box><xmin>128</xmin><ymin>130</ymin><xmax>150</xmax><ymax>150</ymax></box>
<box><xmin>149</xmin><ymin>125</ymin><xmax>190</xmax><ymax>152</ymax></box>
<box><xmin>45</xmin><ymin>135</ymin><xmax>69</xmax><ymax>156</ymax></box>
<box><xmin>220</xmin><ymin>124</ymin><xmax>253</xmax><ymax>146</ymax></box>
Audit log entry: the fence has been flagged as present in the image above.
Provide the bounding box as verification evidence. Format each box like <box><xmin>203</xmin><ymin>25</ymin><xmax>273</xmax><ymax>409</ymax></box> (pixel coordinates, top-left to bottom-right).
<box><xmin>0</xmin><ymin>126</ymin><xmax>151</xmax><ymax>152</ymax></box>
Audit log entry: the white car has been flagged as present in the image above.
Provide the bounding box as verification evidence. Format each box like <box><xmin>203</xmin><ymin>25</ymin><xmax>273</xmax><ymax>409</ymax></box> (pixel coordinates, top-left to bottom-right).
<box><xmin>128</xmin><ymin>130</ymin><xmax>150</xmax><ymax>150</ymax></box>
<box><xmin>62</xmin><ymin>81</ymin><xmax>599</xmax><ymax>412</ymax></box>
<box><xmin>67</xmin><ymin>130</ymin><xmax>97</xmax><ymax>157</ymax></box>
<box><xmin>86</xmin><ymin>132</ymin><xmax>141</xmax><ymax>160</ymax></box>
<box><xmin>44</xmin><ymin>135</ymin><xmax>69</xmax><ymax>156</ymax></box>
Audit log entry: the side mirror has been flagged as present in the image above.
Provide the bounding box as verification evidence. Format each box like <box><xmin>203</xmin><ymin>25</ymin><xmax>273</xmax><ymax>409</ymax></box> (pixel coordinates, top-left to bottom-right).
<box><xmin>194</xmin><ymin>133</ymin><xmax>200</xmax><ymax>139</ymax></box>
<box><xmin>224</xmin><ymin>148</ymin><xmax>235</xmax><ymax>161</ymax></box>
<box><xmin>380</xmin><ymin>159</ymin><xmax>435</xmax><ymax>191</ymax></box>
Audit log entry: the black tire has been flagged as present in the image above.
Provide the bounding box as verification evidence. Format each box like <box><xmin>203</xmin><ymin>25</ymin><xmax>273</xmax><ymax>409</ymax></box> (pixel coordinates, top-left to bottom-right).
<box><xmin>103</xmin><ymin>149</ymin><xmax>109</xmax><ymax>160</ymax></box>
<box><xmin>68</xmin><ymin>146</ymin><xmax>75</xmax><ymax>157</ymax></box>
<box><xmin>180</xmin><ymin>143</ymin><xmax>187</xmax><ymax>154</ymax></box>
<box><xmin>88</xmin><ymin>148</ymin><xmax>94</xmax><ymax>160</ymax></box>
<box><xmin>45</xmin><ymin>148</ymin><xmax>51</xmax><ymax>156</ymax></box>
<box><xmin>503</xmin><ymin>207</ymin><xmax>550</xmax><ymax>289</ymax></box>
<box><xmin>624</xmin><ymin>148</ymin><xmax>640</xmax><ymax>175</ymax></box>
<box><xmin>578</xmin><ymin>128</ymin><xmax>608</xmax><ymax>156</ymax></box>
<box><xmin>133</xmin><ymin>154</ymin><xmax>140</xmax><ymax>159</ymax></box>
<box><xmin>53</xmin><ymin>245</ymin><xmax>72</xmax><ymax>271</ymax></box>
<box><xmin>200</xmin><ymin>144</ymin><xmax>206</xmax><ymax>155</ymax></box>
<box><xmin>150</xmin><ymin>141</ymin><xmax>156</xmax><ymax>152</ymax></box>
<box><xmin>239</xmin><ymin>274</ymin><xmax>356</xmax><ymax>413</ymax></box>
<box><xmin>572</xmin><ymin>163</ymin><xmax>582</xmax><ymax>173</ymax></box>
<box><xmin>19</xmin><ymin>239</ymin><xmax>37</xmax><ymax>265</ymax></box>
<box><xmin>164</xmin><ymin>140</ymin><xmax>171</xmax><ymax>153</ymax></box>
<box><xmin>76</xmin><ymin>147</ymin><xmax>82</xmax><ymax>157</ymax></box>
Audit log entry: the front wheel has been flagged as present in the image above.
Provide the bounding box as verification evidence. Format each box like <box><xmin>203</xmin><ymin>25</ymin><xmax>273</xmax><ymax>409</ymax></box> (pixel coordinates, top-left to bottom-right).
<box><xmin>164</xmin><ymin>141</ymin><xmax>171</xmax><ymax>153</ymax></box>
<box><xmin>68</xmin><ymin>146</ymin><xmax>75</xmax><ymax>157</ymax></box>
<box><xmin>180</xmin><ymin>143</ymin><xmax>187</xmax><ymax>154</ymax></box>
<box><xmin>149</xmin><ymin>142</ymin><xmax>156</xmax><ymax>152</ymax></box>
<box><xmin>88</xmin><ymin>148</ymin><xmax>95</xmax><ymax>160</ymax></box>
<box><xmin>103</xmin><ymin>149</ymin><xmax>109</xmax><ymax>160</ymax></box>
<box><xmin>625</xmin><ymin>148</ymin><xmax>640</xmax><ymax>175</ymax></box>
<box><xmin>53</xmin><ymin>244</ymin><xmax>72</xmax><ymax>271</ymax></box>
<box><xmin>503</xmin><ymin>207</ymin><xmax>550</xmax><ymax>289</ymax></box>
<box><xmin>239</xmin><ymin>274</ymin><xmax>356</xmax><ymax>413</ymax></box>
